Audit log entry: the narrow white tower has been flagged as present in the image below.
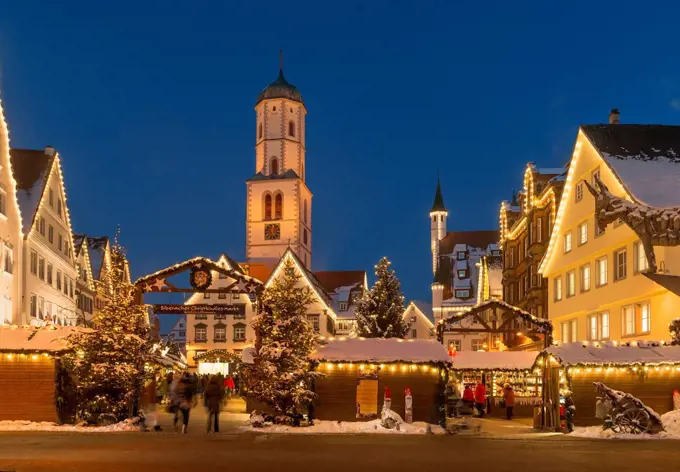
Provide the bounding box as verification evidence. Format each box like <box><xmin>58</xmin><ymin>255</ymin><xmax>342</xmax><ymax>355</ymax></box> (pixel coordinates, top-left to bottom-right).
<box><xmin>430</xmin><ymin>178</ymin><xmax>448</xmax><ymax>274</ymax></box>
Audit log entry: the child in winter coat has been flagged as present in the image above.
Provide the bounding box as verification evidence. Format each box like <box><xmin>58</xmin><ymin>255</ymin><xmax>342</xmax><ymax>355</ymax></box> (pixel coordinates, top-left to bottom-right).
<box><xmin>503</xmin><ymin>383</ymin><xmax>515</xmax><ymax>420</ymax></box>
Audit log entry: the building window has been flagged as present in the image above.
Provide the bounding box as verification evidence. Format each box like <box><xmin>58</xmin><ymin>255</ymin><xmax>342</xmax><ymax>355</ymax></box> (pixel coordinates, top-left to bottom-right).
<box><xmin>596</xmin><ymin>257</ymin><xmax>608</xmax><ymax>287</ymax></box>
<box><xmin>214</xmin><ymin>325</ymin><xmax>226</xmax><ymax>342</ymax></box>
<box><xmin>339</xmin><ymin>301</ymin><xmax>348</xmax><ymax>311</ymax></box>
<box><xmin>448</xmin><ymin>340</ymin><xmax>462</xmax><ymax>352</ymax></box>
<box><xmin>507</xmin><ymin>248</ymin><xmax>514</xmax><ymax>268</ymax></box>
<box><xmin>38</xmin><ymin>217</ymin><xmax>45</xmax><ymax>236</ymax></box>
<box><xmin>49</xmin><ymin>188</ymin><xmax>54</xmax><ymax>208</ymax></box>
<box><xmin>614</xmin><ymin>248</ymin><xmax>627</xmax><ymax>281</ymax></box>
<box><xmin>58</xmin><ymin>234</ymin><xmax>63</xmax><ymax>251</ymax></box>
<box><xmin>203</xmin><ymin>292</ymin><xmax>210</xmax><ymax>299</ymax></box>
<box><xmin>264</xmin><ymin>194</ymin><xmax>272</xmax><ymax>220</ymax></box>
<box><xmin>564</xmin><ymin>232</ymin><xmax>572</xmax><ymax>253</ymax></box>
<box><xmin>304</xmin><ymin>200</ymin><xmax>308</xmax><ymax>224</ymax></box>
<box><xmin>48</xmin><ymin>225</ymin><xmax>54</xmax><ymax>243</ymax></box>
<box><xmin>30</xmin><ymin>250</ymin><xmax>38</xmax><ymax>275</ymax></box>
<box><xmin>271</xmin><ymin>157</ymin><xmax>279</xmax><ymax>175</ymax></box>
<box><xmin>275</xmin><ymin>194</ymin><xmax>283</xmax><ymax>220</ymax></box>
<box><xmin>38</xmin><ymin>297</ymin><xmax>44</xmax><ymax>319</ymax></box>
<box><xmin>457</xmin><ymin>252</ymin><xmax>466</xmax><ymax>260</ymax></box>
<box><xmin>455</xmin><ymin>289</ymin><xmax>470</xmax><ymax>298</ymax></box>
<box><xmin>38</xmin><ymin>256</ymin><xmax>45</xmax><ymax>281</ymax></box>
<box><xmin>560</xmin><ymin>319</ymin><xmax>578</xmax><ymax>343</ymax></box>
<box><xmin>56</xmin><ymin>270</ymin><xmax>62</xmax><ymax>289</ymax></box>
<box><xmin>304</xmin><ymin>229</ymin><xmax>308</xmax><ymax>245</ymax></box>
<box><xmin>639</xmin><ymin>302</ymin><xmax>651</xmax><ymax>334</ymax></box>
<box><xmin>575</xmin><ymin>182</ymin><xmax>584</xmax><ymax>202</ymax></box>
<box><xmin>457</xmin><ymin>269</ymin><xmax>467</xmax><ymax>278</ymax></box>
<box><xmin>0</xmin><ymin>192</ymin><xmax>5</xmax><ymax>216</ymax></box>
<box><xmin>634</xmin><ymin>241</ymin><xmax>649</xmax><ymax>273</ymax></box>
<box><xmin>307</xmin><ymin>315</ymin><xmax>320</xmax><ymax>332</ymax></box>
<box><xmin>30</xmin><ymin>294</ymin><xmax>37</xmax><ymax>318</ymax></box>
<box><xmin>536</xmin><ymin>217</ymin><xmax>542</xmax><ymax>243</ymax></box>
<box><xmin>578</xmin><ymin>221</ymin><xmax>588</xmax><ymax>246</ymax></box>
<box><xmin>622</xmin><ymin>305</ymin><xmax>635</xmax><ymax>336</ymax></box>
<box><xmin>409</xmin><ymin>329</ymin><xmax>417</xmax><ymax>339</ymax></box>
<box><xmin>595</xmin><ymin>222</ymin><xmax>605</xmax><ymax>238</ymax></box>
<box><xmin>554</xmin><ymin>277</ymin><xmax>563</xmax><ymax>301</ymax></box>
<box><xmin>288</xmin><ymin>120</ymin><xmax>295</xmax><ymax>137</ymax></box>
<box><xmin>4</xmin><ymin>244</ymin><xmax>13</xmax><ymax>274</ymax></box>
<box><xmin>57</xmin><ymin>199</ymin><xmax>63</xmax><ymax>217</ymax></box>
<box><xmin>233</xmin><ymin>324</ymin><xmax>246</xmax><ymax>341</ymax></box>
<box><xmin>64</xmin><ymin>241</ymin><xmax>69</xmax><ymax>257</ymax></box>
<box><xmin>47</xmin><ymin>263</ymin><xmax>53</xmax><ymax>285</ymax></box>
<box><xmin>566</xmin><ymin>270</ymin><xmax>575</xmax><ymax>297</ymax></box>
<box><xmin>523</xmin><ymin>237</ymin><xmax>529</xmax><ymax>258</ymax></box>
<box><xmin>588</xmin><ymin>312</ymin><xmax>609</xmax><ymax>341</ymax></box>
<box><xmin>258</xmin><ymin>123</ymin><xmax>263</xmax><ymax>139</ymax></box>
<box><xmin>471</xmin><ymin>339</ymin><xmax>485</xmax><ymax>352</ymax></box>
<box><xmin>580</xmin><ymin>264</ymin><xmax>591</xmax><ymax>292</ymax></box>
<box><xmin>195</xmin><ymin>325</ymin><xmax>207</xmax><ymax>342</ymax></box>
<box><xmin>218</xmin><ymin>292</ymin><xmax>227</xmax><ymax>299</ymax></box>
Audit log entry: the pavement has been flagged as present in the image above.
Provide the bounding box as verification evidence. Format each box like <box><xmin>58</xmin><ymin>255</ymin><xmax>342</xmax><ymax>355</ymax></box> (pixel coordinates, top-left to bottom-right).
<box><xmin>0</xmin><ymin>401</ymin><xmax>679</xmax><ymax>472</ymax></box>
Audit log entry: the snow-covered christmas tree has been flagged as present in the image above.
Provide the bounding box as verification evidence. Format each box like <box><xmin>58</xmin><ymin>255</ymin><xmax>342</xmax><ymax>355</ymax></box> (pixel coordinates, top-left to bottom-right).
<box><xmin>354</xmin><ymin>257</ymin><xmax>410</xmax><ymax>338</ymax></box>
<box><xmin>65</xmin><ymin>236</ymin><xmax>152</xmax><ymax>424</ymax></box>
<box><xmin>241</xmin><ymin>259</ymin><xmax>321</xmax><ymax>422</ymax></box>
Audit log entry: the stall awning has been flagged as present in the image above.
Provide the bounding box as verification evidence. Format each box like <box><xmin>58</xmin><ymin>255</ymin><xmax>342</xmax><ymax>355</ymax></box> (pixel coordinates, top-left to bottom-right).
<box><xmin>310</xmin><ymin>338</ymin><xmax>451</xmax><ymax>364</ymax></box>
<box><xmin>0</xmin><ymin>325</ymin><xmax>84</xmax><ymax>353</ymax></box>
<box><xmin>546</xmin><ymin>341</ymin><xmax>680</xmax><ymax>366</ymax></box>
<box><xmin>449</xmin><ymin>351</ymin><xmax>540</xmax><ymax>371</ymax></box>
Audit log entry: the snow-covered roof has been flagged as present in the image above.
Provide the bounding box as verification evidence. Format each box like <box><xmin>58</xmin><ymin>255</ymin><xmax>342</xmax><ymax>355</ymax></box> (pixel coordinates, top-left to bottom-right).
<box><xmin>537</xmin><ymin>167</ymin><xmax>565</xmax><ymax>175</ymax></box>
<box><xmin>455</xmin><ymin>260</ymin><xmax>467</xmax><ymax>271</ymax></box>
<box><xmin>410</xmin><ymin>300</ymin><xmax>434</xmax><ymax>322</ymax></box>
<box><xmin>453</xmin><ymin>243</ymin><xmax>467</xmax><ymax>252</ymax></box>
<box><xmin>10</xmin><ymin>149</ymin><xmax>55</xmax><ymax>235</ymax></box>
<box><xmin>0</xmin><ymin>325</ymin><xmax>83</xmax><ymax>352</ymax></box>
<box><xmin>453</xmin><ymin>278</ymin><xmax>471</xmax><ymax>289</ymax></box>
<box><xmin>310</xmin><ymin>338</ymin><xmax>451</xmax><ymax>364</ymax></box>
<box><xmin>546</xmin><ymin>341</ymin><xmax>680</xmax><ymax>366</ymax></box>
<box><xmin>449</xmin><ymin>351</ymin><xmax>539</xmax><ymax>371</ymax></box>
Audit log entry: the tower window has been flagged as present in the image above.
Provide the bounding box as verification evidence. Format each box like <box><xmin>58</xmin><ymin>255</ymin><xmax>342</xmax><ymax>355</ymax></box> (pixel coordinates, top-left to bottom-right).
<box><xmin>264</xmin><ymin>194</ymin><xmax>272</xmax><ymax>220</ymax></box>
<box><xmin>288</xmin><ymin>121</ymin><xmax>296</xmax><ymax>137</ymax></box>
<box><xmin>275</xmin><ymin>194</ymin><xmax>283</xmax><ymax>220</ymax></box>
<box><xmin>440</xmin><ymin>215</ymin><xmax>443</xmax><ymax>222</ymax></box>
<box><xmin>271</xmin><ymin>157</ymin><xmax>279</xmax><ymax>175</ymax></box>
<box><xmin>272</xmin><ymin>106</ymin><xmax>276</xmax><ymax>112</ymax></box>
<box><xmin>304</xmin><ymin>199</ymin><xmax>308</xmax><ymax>224</ymax></box>
<box><xmin>258</xmin><ymin>123</ymin><xmax>263</xmax><ymax>139</ymax></box>
<box><xmin>304</xmin><ymin>229</ymin><xmax>308</xmax><ymax>245</ymax></box>
<box><xmin>432</xmin><ymin>216</ymin><xmax>436</xmax><ymax>223</ymax></box>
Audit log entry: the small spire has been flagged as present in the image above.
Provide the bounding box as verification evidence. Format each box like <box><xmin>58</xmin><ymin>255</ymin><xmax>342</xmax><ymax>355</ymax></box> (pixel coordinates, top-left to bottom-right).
<box><xmin>431</xmin><ymin>176</ymin><xmax>447</xmax><ymax>213</ymax></box>
<box><xmin>279</xmin><ymin>49</ymin><xmax>284</xmax><ymax>75</ymax></box>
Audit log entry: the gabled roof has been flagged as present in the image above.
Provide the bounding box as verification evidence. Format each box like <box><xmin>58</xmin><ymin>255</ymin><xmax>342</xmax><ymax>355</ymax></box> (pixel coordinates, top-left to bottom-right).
<box><xmin>404</xmin><ymin>300</ymin><xmax>435</xmax><ymax>326</ymax></box>
<box><xmin>87</xmin><ymin>236</ymin><xmax>110</xmax><ymax>281</ymax></box>
<box><xmin>9</xmin><ymin>148</ymin><xmax>55</xmax><ymax>235</ymax></box>
<box><xmin>438</xmin><ymin>230</ymin><xmax>498</xmax><ymax>256</ymax></box>
<box><xmin>313</xmin><ymin>270</ymin><xmax>367</xmax><ymax>293</ymax></box>
<box><xmin>73</xmin><ymin>234</ymin><xmax>86</xmax><ymax>257</ymax></box>
<box><xmin>582</xmin><ymin>124</ymin><xmax>680</xmax><ymax>208</ymax></box>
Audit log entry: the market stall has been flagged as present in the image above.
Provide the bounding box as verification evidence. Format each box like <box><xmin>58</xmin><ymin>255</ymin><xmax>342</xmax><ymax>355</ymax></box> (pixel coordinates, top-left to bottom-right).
<box><xmin>449</xmin><ymin>350</ymin><xmax>542</xmax><ymax>418</ymax></box>
<box><xmin>539</xmin><ymin>341</ymin><xmax>680</xmax><ymax>427</ymax></box>
<box><xmin>309</xmin><ymin>337</ymin><xmax>451</xmax><ymax>424</ymax></box>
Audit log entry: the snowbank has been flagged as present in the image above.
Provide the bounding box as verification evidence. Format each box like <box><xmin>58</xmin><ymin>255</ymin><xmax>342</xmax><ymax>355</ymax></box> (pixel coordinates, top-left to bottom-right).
<box><xmin>571</xmin><ymin>410</ymin><xmax>680</xmax><ymax>440</ymax></box>
<box><xmin>240</xmin><ymin>419</ymin><xmax>445</xmax><ymax>435</ymax></box>
<box><xmin>0</xmin><ymin>418</ymin><xmax>140</xmax><ymax>433</ymax></box>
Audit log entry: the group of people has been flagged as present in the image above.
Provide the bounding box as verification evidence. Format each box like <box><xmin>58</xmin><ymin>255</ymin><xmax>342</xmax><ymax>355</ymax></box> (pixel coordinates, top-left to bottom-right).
<box><xmin>446</xmin><ymin>378</ymin><xmax>516</xmax><ymax>420</ymax></box>
<box><xmin>148</xmin><ymin>371</ymin><xmax>237</xmax><ymax>433</ymax></box>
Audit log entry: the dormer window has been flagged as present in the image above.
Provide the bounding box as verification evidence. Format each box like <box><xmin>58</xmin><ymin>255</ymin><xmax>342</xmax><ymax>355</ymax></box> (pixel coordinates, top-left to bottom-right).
<box><xmin>455</xmin><ymin>289</ymin><xmax>470</xmax><ymax>299</ymax></box>
<box><xmin>339</xmin><ymin>301</ymin><xmax>348</xmax><ymax>311</ymax></box>
<box><xmin>457</xmin><ymin>269</ymin><xmax>467</xmax><ymax>278</ymax></box>
<box><xmin>456</xmin><ymin>252</ymin><xmax>466</xmax><ymax>260</ymax></box>
<box><xmin>491</xmin><ymin>250</ymin><xmax>501</xmax><ymax>256</ymax></box>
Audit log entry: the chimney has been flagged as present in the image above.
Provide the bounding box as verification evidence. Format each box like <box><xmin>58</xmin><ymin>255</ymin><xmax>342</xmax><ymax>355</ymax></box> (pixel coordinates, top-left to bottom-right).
<box><xmin>609</xmin><ymin>109</ymin><xmax>620</xmax><ymax>125</ymax></box>
<box><xmin>44</xmin><ymin>145</ymin><xmax>56</xmax><ymax>156</ymax></box>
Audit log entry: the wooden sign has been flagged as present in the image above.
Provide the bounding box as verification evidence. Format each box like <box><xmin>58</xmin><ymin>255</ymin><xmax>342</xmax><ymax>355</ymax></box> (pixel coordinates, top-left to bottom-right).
<box><xmin>152</xmin><ymin>304</ymin><xmax>246</xmax><ymax>315</ymax></box>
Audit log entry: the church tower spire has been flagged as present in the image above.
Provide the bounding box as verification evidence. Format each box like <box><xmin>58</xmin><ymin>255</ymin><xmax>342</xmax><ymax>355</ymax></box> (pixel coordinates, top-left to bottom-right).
<box><xmin>246</xmin><ymin>55</ymin><xmax>312</xmax><ymax>269</ymax></box>
<box><xmin>430</xmin><ymin>177</ymin><xmax>448</xmax><ymax>274</ymax></box>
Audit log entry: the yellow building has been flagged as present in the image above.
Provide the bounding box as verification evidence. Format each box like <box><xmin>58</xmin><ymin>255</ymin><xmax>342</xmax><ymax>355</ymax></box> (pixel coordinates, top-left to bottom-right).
<box><xmin>539</xmin><ymin>110</ymin><xmax>680</xmax><ymax>343</ymax></box>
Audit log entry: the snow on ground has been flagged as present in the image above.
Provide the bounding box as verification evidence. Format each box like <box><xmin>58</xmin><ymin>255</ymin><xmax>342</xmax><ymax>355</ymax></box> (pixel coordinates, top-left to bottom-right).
<box><xmin>571</xmin><ymin>410</ymin><xmax>680</xmax><ymax>440</ymax></box>
<box><xmin>0</xmin><ymin>418</ymin><xmax>140</xmax><ymax>433</ymax></box>
<box><xmin>240</xmin><ymin>419</ymin><xmax>445</xmax><ymax>435</ymax></box>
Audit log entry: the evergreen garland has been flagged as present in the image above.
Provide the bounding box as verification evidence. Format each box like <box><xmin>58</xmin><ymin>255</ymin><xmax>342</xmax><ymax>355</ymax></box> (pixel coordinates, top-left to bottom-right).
<box><xmin>354</xmin><ymin>257</ymin><xmax>410</xmax><ymax>338</ymax></box>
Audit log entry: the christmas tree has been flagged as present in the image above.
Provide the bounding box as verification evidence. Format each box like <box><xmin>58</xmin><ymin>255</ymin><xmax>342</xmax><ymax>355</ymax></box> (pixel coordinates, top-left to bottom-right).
<box><xmin>354</xmin><ymin>257</ymin><xmax>409</xmax><ymax>338</ymax></box>
<box><xmin>241</xmin><ymin>258</ymin><xmax>320</xmax><ymax>422</ymax></box>
<box><xmin>65</xmin><ymin>237</ymin><xmax>152</xmax><ymax>424</ymax></box>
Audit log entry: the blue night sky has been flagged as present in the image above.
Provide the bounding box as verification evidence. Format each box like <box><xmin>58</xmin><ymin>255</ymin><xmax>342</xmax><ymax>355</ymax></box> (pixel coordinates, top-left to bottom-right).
<box><xmin>1</xmin><ymin>1</ymin><xmax>680</xmax><ymax>330</ymax></box>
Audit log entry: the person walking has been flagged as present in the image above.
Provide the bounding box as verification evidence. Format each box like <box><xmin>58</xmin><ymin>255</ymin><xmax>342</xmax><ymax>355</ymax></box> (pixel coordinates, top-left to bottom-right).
<box><xmin>204</xmin><ymin>376</ymin><xmax>225</xmax><ymax>433</ymax></box>
<box><xmin>474</xmin><ymin>380</ymin><xmax>487</xmax><ymax>418</ymax></box>
<box><xmin>177</xmin><ymin>373</ymin><xmax>197</xmax><ymax>433</ymax></box>
<box><xmin>226</xmin><ymin>376</ymin><xmax>236</xmax><ymax>399</ymax></box>
<box><xmin>503</xmin><ymin>383</ymin><xmax>515</xmax><ymax>420</ymax></box>
<box><xmin>168</xmin><ymin>373</ymin><xmax>181</xmax><ymax>431</ymax></box>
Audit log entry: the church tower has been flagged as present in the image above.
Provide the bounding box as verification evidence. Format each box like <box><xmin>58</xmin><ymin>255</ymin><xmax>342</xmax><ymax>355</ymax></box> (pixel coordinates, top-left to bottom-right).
<box><xmin>246</xmin><ymin>55</ymin><xmax>313</xmax><ymax>269</ymax></box>
<box><xmin>430</xmin><ymin>178</ymin><xmax>447</xmax><ymax>274</ymax></box>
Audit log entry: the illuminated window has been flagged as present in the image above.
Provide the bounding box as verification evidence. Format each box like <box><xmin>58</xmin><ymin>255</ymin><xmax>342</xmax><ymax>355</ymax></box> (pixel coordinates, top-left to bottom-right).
<box><xmin>471</xmin><ymin>339</ymin><xmax>485</xmax><ymax>351</ymax></box>
<box><xmin>195</xmin><ymin>325</ymin><xmax>207</xmax><ymax>342</ymax></box>
<box><xmin>554</xmin><ymin>276</ymin><xmax>563</xmax><ymax>301</ymax></box>
<box><xmin>566</xmin><ymin>270</ymin><xmax>575</xmax><ymax>297</ymax></box>
<box><xmin>307</xmin><ymin>315</ymin><xmax>320</xmax><ymax>332</ymax></box>
<box><xmin>233</xmin><ymin>323</ymin><xmax>246</xmax><ymax>341</ymax></box>
<box><xmin>622</xmin><ymin>305</ymin><xmax>635</xmax><ymax>336</ymax></box>
<box><xmin>578</xmin><ymin>221</ymin><xmax>588</xmax><ymax>245</ymax></box>
<box><xmin>563</xmin><ymin>232</ymin><xmax>572</xmax><ymax>253</ymax></box>
<box><xmin>639</xmin><ymin>302</ymin><xmax>651</xmax><ymax>334</ymax></box>
<box><xmin>536</xmin><ymin>217</ymin><xmax>542</xmax><ymax>243</ymax></box>
<box><xmin>30</xmin><ymin>250</ymin><xmax>38</xmax><ymax>275</ymax></box>
<box><xmin>214</xmin><ymin>324</ymin><xmax>226</xmax><ymax>342</ymax></box>
<box><xmin>596</xmin><ymin>257</ymin><xmax>608</xmax><ymax>286</ymax></box>
<box><xmin>580</xmin><ymin>264</ymin><xmax>591</xmax><ymax>292</ymax></box>
<box><xmin>634</xmin><ymin>241</ymin><xmax>649</xmax><ymax>273</ymax></box>
<box><xmin>575</xmin><ymin>182</ymin><xmax>584</xmax><ymax>202</ymax></box>
<box><xmin>203</xmin><ymin>292</ymin><xmax>210</xmax><ymax>299</ymax></box>
<box><xmin>275</xmin><ymin>194</ymin><xmax>283</xmax><ymax>219</ymax></box>
<box><xmin>448</xmin><ymin>340</ymin><xmax>462</xmax><ymax>352</ymax></box>
<box><xmin>588</xmin><ymin>312</ymin><xmax>609</xmax><ymax>340</ymax></box>
<box><xmin>614</xmin><ymin>248</ymin><xmax>627</xmax><ymax>281</ymax></box>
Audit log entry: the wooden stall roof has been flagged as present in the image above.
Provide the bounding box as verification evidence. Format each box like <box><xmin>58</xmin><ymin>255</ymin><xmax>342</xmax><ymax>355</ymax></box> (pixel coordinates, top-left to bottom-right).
<box><xmin>544</xmin><ymin>341</ymin><xmax>680</xmax><ymax>367</ymax></box>
<box><xmin>449</xmin><ymin>351</ymin><xmax>540</xmax><ymax>371</ymax></box>
<box><xmin>310</xmin><ymin>337</ymin><xmax>451</xmax><ymax>364</ymax></box>
<box><xmin>0</xmin><ymin>325</ymin><xmax>85</xmax><ymax>353</ymax></box>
